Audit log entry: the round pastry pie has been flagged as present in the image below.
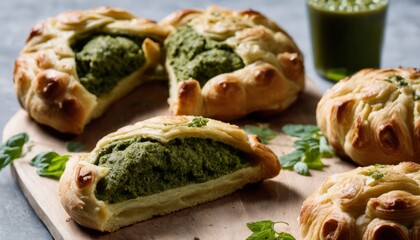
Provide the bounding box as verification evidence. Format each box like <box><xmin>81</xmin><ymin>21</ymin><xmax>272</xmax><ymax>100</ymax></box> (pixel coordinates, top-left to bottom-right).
<box><xmin>161</xmin><ymin>6</ymin><xmax>305</xmax><ymax>120</ymax></box>
<box><xmin>14</xmin><ymin>7</ymin><xmax>169</xmax><ymax>134</ymax></box>
<box><xmin>299</xmin><ymin>162</ymin><xmax>420</xmax><ymax>240</ymax></box>
<box><xmin>59</xmin><ymin>115</ymin><xmax>280</xmax><ymax>232</ymax></box>
<box><xmin>316</xmin><ymin>68</ymin><xmax>420</xmax><ymax>166</ymax></box>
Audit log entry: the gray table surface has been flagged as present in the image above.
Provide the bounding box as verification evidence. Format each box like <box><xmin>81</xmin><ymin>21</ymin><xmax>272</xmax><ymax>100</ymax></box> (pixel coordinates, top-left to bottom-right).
<box><xmin>0</xmin><ymin>0</ymin><xmax>419</xmax><ymax>239</ymax></box>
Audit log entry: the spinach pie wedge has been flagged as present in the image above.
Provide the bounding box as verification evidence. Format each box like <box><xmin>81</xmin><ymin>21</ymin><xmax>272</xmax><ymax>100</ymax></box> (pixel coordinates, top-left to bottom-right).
<box><xmin>59</xmin><ymin>115</ymin><xmax>280</xmax><ymax>232</ymax></box>
<box><xmin>14</xmin><ymin>7</ymin><xmax>169</xmax><ymax>134</ymax></box>
<box><xmin>162</xmin><ymin>6</ymin><xmax>305</xmax><ymax>120</ymax></box>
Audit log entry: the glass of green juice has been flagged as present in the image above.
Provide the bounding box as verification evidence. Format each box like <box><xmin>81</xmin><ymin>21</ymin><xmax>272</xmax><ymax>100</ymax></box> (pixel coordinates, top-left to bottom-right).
<box><xmin>307</xmin><ymin>0</ymin><xmax>388</xmax><ymax>82</ymax></box>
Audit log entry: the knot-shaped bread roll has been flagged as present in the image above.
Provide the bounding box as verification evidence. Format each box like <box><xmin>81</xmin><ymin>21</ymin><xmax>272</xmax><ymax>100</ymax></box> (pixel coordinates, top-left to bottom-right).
<box><xmin>316</xmin><ymin>68</ymin><xmax>420</xmax><ymax>165</ymax></box>
<box><xmin>161</xmin><ymin>6</ymin><xmax>305</xmax><ymax>120</ymax></box>
<box><xmin>299</xmin><ymin>162</ymin><xmax>420</xmax><ymax>240</ymax></box>
<box><xmin>14</xmin><ymin>7</ymin><xmax>169</xmax><ymax>134</ymax></box>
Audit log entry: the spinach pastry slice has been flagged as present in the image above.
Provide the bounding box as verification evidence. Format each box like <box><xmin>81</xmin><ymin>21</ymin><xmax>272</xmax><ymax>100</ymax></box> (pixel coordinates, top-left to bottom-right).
<box><xmin>14</xmin><ymin>7</ymin><xmax>169</xmax><ymax>134</ymax></box>
<box><xmin>162</xmin><ymin>6</ymin><xmax>305</xmax><ymax>120</ymax></box>
<box><xmin>59</xmin><ymin>115</ymin><xmax>280</xmax><ymax>232</ymax></box>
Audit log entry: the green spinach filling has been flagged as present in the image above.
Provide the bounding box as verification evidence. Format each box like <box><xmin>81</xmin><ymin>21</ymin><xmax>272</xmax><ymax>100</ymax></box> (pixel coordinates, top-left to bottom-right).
<box><xmin>72</xmin><ymin>34</ymin><xmax>146</xmax><ymax>96</ymax></box>
<box><xmin>93</xmin><ymin>137</ymin><xmax>250</xmax><ymax>203</ymax></box>
<box><xmin>165</xmin><ymin>25</ymin><xmax>245</xmax><ymax>87</ymax></box>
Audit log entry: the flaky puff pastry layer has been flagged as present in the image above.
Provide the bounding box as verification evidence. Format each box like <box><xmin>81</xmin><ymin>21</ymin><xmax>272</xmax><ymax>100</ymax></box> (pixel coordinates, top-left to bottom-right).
<box><xmin>59</xmin><ymin>115</ymin><xmax>280</xmax><ymax>232</ymax></box>
<box><xmin>14</xmin><ymin>7</ymin><xmax>169</xmax><ymax>134</ymax></box>
<box><xmin>299</xmin><ymin>162</ymin><xmax>420</xmax><ymax>240</ymax></box>
<box><xmin>317</xmin><ymin>68</ymin><xmax>420</xmax><ymax>166</ymax></box>
<box><xmin>161</xmin><ymin>6</ymin><xmax>305</xmax><ymax>120</ymax></box>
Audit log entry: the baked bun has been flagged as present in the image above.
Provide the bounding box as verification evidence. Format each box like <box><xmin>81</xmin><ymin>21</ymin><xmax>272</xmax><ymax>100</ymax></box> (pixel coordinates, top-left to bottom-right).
<box><xmin>14</xmin><ymin>7</ymin><xmax>169</xmax><ymax>134</ymax></box>
<box><xmin>317</xmin><ymin>68</ymin><xmax>420</xmax><ymax>166</ymax></box>
<box><xmin>59</xmin><ymin>115</ymin><xmax>280</xmax><ymax>232</ymax></box>
<box><xmin>161</xmin><ymin>6</ymin><xmax>305</xmax><ymax>120</ymax></box>
<box><xmin>299</xmin><ymin>162</ymin><xmax>420</xmax><ymax>240</ymax></box>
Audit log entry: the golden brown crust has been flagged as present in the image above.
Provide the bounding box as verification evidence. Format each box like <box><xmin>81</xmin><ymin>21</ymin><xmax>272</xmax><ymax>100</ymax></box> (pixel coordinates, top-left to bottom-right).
<box><xmin>299</xmin><ymin>162</ymin><xmax>420</xmax><ymax>240</ymax></box>
<box><xmin>14</xmin><ymin>7</ymin><xmax>169</xmax><ymax>134</ymax></box>
<box><xmin>161</xmin><ymin>5</ymin><xmax>305</xmax><ymax>121</ymax></box>
<box><xmin>59</xmin><ymin>115</ymin><xmax>280</xmax><ymax>232</ymax></box>
<box><xmin>316</xmin><ymin>68</ymin><xmax>420</xmax><ymax>165</ymax></box>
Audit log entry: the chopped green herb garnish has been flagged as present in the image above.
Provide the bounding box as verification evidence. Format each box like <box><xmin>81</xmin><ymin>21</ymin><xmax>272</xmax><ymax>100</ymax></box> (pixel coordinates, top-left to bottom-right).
<box><xmin>65</xmin><ymin>141</ymin><xmax>85</xmax><ymax>153</ymax></box>
<box><xmin>243</xmin><ymin>124</ymin><xmax>279</xmax><ymax>144</ymax></box>
<box><xmin>187</xmin><ymin>117</ymin><xmax>209</xmax><ymax>127</ymax></box>
<box><xmin>30</xmin><ymin>151</ymin><xmax>69</xmax><ymax>179</ymax></box>
<box><xmin>246</xmin><ymin>220</ymin><xmax>296</xmax><ymax>240</ymax></box>
<box><xmin>0</xmin><ymin>133</ymin><xmax>29</xmax><ymax>171</ymax></box>
<box><xmin>368</xmin><ymin>170</ymin><xmax>384</xmax><ymax>180</ymax></box>
<box><xmin>280</xmin><ymin>124</ymin><xmax>334</xmax><ymax>176</ymax></box>
<box><xmin>384</xmin><ymin>75</ymin><xmax>408</xmax><ymax>87</ymax></box>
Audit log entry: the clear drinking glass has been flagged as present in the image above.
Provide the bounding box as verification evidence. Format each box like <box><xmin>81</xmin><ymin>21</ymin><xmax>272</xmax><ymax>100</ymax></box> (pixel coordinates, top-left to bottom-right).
<box><xmin>307</xmin><ymin>0</ymin><xmax>389</xmax><ymax>82</ymax></box>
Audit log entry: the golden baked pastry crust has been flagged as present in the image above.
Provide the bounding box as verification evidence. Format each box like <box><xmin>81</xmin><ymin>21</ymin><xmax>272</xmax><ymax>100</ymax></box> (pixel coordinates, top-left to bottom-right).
<box><xmin>161</xmin><ymin>6</ymin><xmax>305</xmax><ymax>120</ymax></box>
<box><xmin>59</xmin><ymin>115</ymin><xmax>280</xmax><ymax>232</ymax></box>
<box><xmin>299</xmin><ymin>162</ymin><xmax>420</xmax><ymax>240</ymax></box>
<box><xmin>14</xmin><ymin>7</ymin><xmax>169</xmax><ymax>134</ymax></box>
<box><xmin>316</xmin><ymin>68</ymin><xmax>420</xmax><ymax>166</ymax></box>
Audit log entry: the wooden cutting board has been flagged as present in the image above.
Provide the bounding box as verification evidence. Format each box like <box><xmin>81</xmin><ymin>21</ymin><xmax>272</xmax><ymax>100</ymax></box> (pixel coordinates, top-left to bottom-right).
<box><xmin>3</xmin><ymin>80</ymin><xmax>357</xmax><ymax>240</ymax></box>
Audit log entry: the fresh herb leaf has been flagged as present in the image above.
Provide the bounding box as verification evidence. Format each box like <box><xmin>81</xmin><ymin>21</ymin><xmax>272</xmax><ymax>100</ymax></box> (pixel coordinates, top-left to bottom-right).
<box><xmin>187</xmin><ymin>117</ymin><xmax>209</xmax><ymax>127</ymax></box>
<box><xmin>243</xmin><ymin>124</ymin><xmax>278</xmax><ymax>144</ymax></box>
<box><xmin>5</xmin><ymin>133</ymin><xmax>29</xmax><ymax>148</ymax></box>
<box><xmin>247</xmin><ymin>220</ymin><xmax>274</xmax><ymax>232</ymax></box>
<box><xmin>30</xmin><ymin>151</ymin><xmax>69</xmax><ymax>179</ymax></box>
<box><xmin>277</xmin><ymin>232</ymin><xmax>296</xmax><ymax>240</ymax></box>
<box><xmin>279</xmin><ymin>151</ymin><xmax>303</xmax><ymax>168</ymax></box>
<box><xmin>65</xmin><ymin>141</ymin><xmax>85</xmax><ymax>152</ymax></box>
<box><xmin>319</xmin><ymin>136</ymin><xmax>335</xmax><ymax>157</ymax></box>
<box><xmin>279</xmin><ymin>124</ymin><xmax>334</xmax><ymax>176</ymax></box>
<box><xmin>294</xmin><ymin>162</ymin><xmax>309</xmax><ymax>176</ymax></box>
<box><xmin>246</xmin><ymin>220</ymin><xmax>296</xmax><ymax>240</ymax></box>
<box><xmin>368</xmin><ymin>171</ymin><xmax>384</xmax><ymax>180</ymax></box>
<box><xmin>385</xmin><ymin>75</ymin><xmax>408</xmax><ymax>87</ymax></box>
<box><xmin>282</xmin><ymin>124</ymin><xmax>320</xmax><ymax>139</ymax></box>
<box><xmin>0</xmin><ymin>133</ymin><xmax>29</xmax><ymax>171</ymax></box>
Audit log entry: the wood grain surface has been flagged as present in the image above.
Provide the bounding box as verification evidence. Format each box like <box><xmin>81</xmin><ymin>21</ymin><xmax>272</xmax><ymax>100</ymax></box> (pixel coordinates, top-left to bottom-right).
<box><xmin>2</xmin><ymin>80</ymin><xmax>357</xmax><ymax>240</ymax></box>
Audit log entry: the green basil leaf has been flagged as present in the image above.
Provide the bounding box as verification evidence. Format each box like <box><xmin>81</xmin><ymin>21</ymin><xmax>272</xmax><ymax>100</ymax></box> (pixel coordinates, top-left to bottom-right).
<box><xmin>303</xmin><ymin>145</ymin><xmax>320</xmax><ymax>163</ymax></box>
<box><xmin>306</xmin><ymin>159</ymin><xmax>325</xmax><ymax>170</ymax></box>
<box><xmin>0</xmin><ymin>153</ymin><xmax>13</xmax><ymax>169</ymax></box>
<box><xmin>279</xmin><ymin>151</ymin><xmax>303</xmax><ymax>169</ymax></box>
<box><xmin>5</xmin><ymin>132</ymin><xmax>29</xmax><ymax>148</ymax></box>
<box><xmin>65</xmin><ymin>141</ymin><xmax>85</xmax><ymax>152</ymax></box>
<box><xmin>247</xmin><ymin>220</ymin><xmax>274</xmax><ymax>232</ymax></box>
<box><xmin>31</xmin><ymin>151</ymin><xmax>69</xmax><ymax>180</ymax></box>
<box><xmin>294</xmin><ymin>162</ymin><xmax>309</xmax><ymax>176</ymax></box>
<box><xmin>31</xmin><ymin>152</ymin><xmax>59</xmax><ymax>167</ymax></box>
<box><xmin>246</xmin><ymin>229</ymin><xmax>276</xmax><ymax>240</ymax></box>
<box><xmin>282</xmin><ymin>124</ymin><xmax>319</xmax><ymax>138</ymax></box>
<box><xmin>0</xmin><ymin>146</ymin><xmax>22</xmax><ymax>160</ymax></box>
<box><xmin>0</xmin><ymin>133</ymin><xmax>29</xmax><ymax>171</ymax></box>
<box><xmin>243</xmin><ymin>124</ymin><xmax>278</xmax><ymax>144</ymax></box>
<box><xmin>277</xmin><ymin>232</ymin><xmax>296</xmax><ymax>240</ymax></box>
<box><xmin>246</xmin><ymin>220</ymin><xmax>296</xmax><ymax>240</ymax></box>
<box><xmin>281</xmin><ymin>124</ymin><xmax>335</xmax><ymax>175</ymax></box>
<box><xmin>319</xmin><ymin>136</ymin><xmax>335</xmax><ymax>157</ymax></box>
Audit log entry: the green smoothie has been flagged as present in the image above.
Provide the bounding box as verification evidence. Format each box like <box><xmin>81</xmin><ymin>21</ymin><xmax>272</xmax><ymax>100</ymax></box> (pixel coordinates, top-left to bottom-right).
<box><xmin>307</xmin><ymin>0</ymin><xmax>388</xmax><ymax>82</ymax></box>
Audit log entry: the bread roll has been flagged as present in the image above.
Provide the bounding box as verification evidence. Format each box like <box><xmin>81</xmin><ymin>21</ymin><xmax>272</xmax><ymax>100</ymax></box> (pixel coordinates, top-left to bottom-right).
<box><xmin>299</xmin><ymin>162</ymin><xmax>420</xmax><ymax>240</ymax></box>
<box><xmin>14</xmin><ymin>7</ymin><xmax>169</xmax><ymax>134</ymax></box>
<box><xmin>316</xmin><ymin>68</ymin><xmax>420</xmax><ymax>165</ymax></box>
<box><xmin>161</xmin><ymin>6</ymin><xmax>305</xmax><ymax>120</ymax></box>
<box><xmin>59</xmin><ymin>115</ymin><xmax>280</xmax><ymax>232</ymax></box>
